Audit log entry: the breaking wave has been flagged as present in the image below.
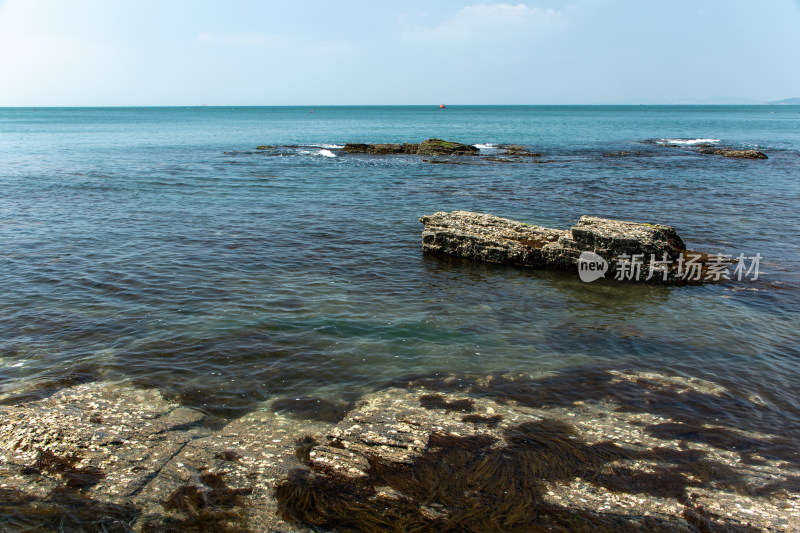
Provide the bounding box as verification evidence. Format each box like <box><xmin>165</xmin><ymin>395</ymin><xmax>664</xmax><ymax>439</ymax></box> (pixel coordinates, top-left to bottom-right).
<box><xmin>656</xmin><ymin>138</ymin><xmax>720</xmax><ymax>146</ymax></box>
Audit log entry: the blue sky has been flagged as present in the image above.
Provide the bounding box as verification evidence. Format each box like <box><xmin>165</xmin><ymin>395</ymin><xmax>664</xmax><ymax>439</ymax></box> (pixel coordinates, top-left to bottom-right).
<box><xmin>1</xmin><ymin>0</ymin><xmax>798</xmax><ymax>105</ymax></box>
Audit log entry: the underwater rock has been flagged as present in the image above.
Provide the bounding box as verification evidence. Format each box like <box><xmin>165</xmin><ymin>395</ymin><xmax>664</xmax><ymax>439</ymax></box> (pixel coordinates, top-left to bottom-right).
<box><xmin>274</xmin><ymin>374</ymin><xmax>800</xmax><ymax>532</ymax></box>
<box><xmin>0</xmin><ymin>382</ymin><xmax>321</xmax><ymax>532</ymax></box>
<box><xmin>1</xmin><ymin>374</ymin><xmax>798</xmax><ymax>531</ymax></box>
<box><xmin>500</xmin><ymin>145</ymin><xmax>543</xmax><ymax>157</ymax></box>
<box><xmin>697</xmin><ymin>148</ymin><xmax>768</xmax><ymax>159</ymax></box>
<box><xmin>420</xmin><ymin>210</ymin><xmax>727</xmax><ymax>283</ymax></box>
<box><xmin>604</xmin><ymin>150</ymin><xmax>646</xmax><ymax>157</ymax></box>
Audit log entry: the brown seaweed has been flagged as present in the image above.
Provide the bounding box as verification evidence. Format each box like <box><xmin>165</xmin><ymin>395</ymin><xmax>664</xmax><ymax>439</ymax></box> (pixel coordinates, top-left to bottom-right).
<box><xmin>294</xmin><ymin>435</ymin><xmax>319</xmax><ymax>465</ymax></box>
<box><xmin>461</xmin><ymin>414</ymin><xmax>504</xmax><ymax>427</ymax></box>
<box><xmin>23</xmin><ymin>449</ymin><xmax>105</xmax><ymax>489</ymax></box>
<box><xmin>419</xmin><ymin>393</ymin><xmax>475</xmax><ymax>413</ymax></box>
<box><xmin>382</xmin><ymin>366</ymin><xmax>800</xmax><ymax>444</ymax></box>
<box><xmin>587</xmin><ymin>466</ymin><xmax>696</xmax><ymax>499</ymax></box>
<box><xmin>214</xmin><ymin>450</ymin><xmax>242</xmax><ymax>462</ymax></box>
<box><xmin>275</xmin><ymin>418</ymin><xmax>762</xmax><ymax>532</ymax></box>
<box><xmin>144</xmin><ymin>471</ymin><xmax>253</xmax><ymax>533</ymax></box>
<box><xmin>0</xmin><ymin>486</ymin><xmax>138</xmax><ymax>532</ymax></box>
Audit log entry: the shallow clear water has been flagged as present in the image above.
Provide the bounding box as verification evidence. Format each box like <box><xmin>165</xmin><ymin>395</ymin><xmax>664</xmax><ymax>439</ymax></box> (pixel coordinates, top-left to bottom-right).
<box><xmin>1</xmin><ymin>105</ymin><xmax>798</xmax><ymax>423</ymax></box>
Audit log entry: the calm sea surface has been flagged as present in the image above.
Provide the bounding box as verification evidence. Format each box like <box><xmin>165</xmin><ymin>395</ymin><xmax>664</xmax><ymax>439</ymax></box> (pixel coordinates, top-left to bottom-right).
<box><xmin>1</xmin><ymin>106</ymin><xmax>798</xmax><ymax>425</ymax></box>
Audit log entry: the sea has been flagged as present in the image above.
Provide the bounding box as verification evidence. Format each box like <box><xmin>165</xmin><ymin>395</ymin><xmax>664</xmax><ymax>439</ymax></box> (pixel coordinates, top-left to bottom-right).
<box><xmin>1</xmin><ymin>105</ymin><xmax>798</xmax><ymax>429</ymax></box>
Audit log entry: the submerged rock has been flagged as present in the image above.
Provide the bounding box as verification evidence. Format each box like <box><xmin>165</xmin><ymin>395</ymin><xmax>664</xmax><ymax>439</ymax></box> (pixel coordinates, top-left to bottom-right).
<box><xmin>697</xmin><ymin>148</ymin><xmax>768</xmax><ymax>159</ymax></box>
<box><xmin>604</xmin><ymin>150</ymin><xmax>646</xmax><ymax>157</ymax></box>
<box><xmin>275</xmin><ymin>371</ymin><xmax>800</xmax><ymax>532</ymax></box>
<box><xmin>501</xmin><ymin>145</ymin><xmax>543</xmax><ymax>157</ymax></box>
<box><xmin>646</xmin><ymin>139</ymin><xmax>769</xmax><ymax>159</ymax></box>
<box><xmin>420</xmin><ymin>211</ymin><xmax>728</xmax><ymax>283</ymax></box>
<box><xmin>0</xmin><ymin>382</ymin><xmax>322</xmax><ymax>532</ymax></box>
<box><xmin>1</xmin><ymin>372</ymin><xmax>798</xmax><ymax>531</ymax></box>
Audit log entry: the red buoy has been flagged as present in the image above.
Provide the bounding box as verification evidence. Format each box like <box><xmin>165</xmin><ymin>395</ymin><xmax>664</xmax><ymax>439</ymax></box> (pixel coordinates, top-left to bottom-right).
<box><xmin>440</xmin><ymin>104</ymin><xmax>446</xmax><ymax>109</ymax></box>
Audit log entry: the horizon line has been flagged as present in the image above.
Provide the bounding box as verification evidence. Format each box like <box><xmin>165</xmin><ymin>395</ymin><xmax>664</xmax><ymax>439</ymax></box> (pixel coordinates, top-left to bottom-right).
<box><xmin>2</xmin><ymin>102</ymin><xmax>796</xmax><ymax>109</ymax></box>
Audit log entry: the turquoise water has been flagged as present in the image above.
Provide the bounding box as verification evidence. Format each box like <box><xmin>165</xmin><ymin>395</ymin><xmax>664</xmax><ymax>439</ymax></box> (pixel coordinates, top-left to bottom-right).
<box><xmin>1</xmin><ymin>106</ymin><xmax>798</xmax><ymax>424</ymax></box>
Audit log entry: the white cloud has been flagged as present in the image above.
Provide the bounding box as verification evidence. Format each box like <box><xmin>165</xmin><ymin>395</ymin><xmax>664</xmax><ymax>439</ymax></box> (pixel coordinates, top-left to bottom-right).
<box><xmin>405</xmin><ymin>3</ymin><xmax>567</xmax><ymax>42</ymax></box>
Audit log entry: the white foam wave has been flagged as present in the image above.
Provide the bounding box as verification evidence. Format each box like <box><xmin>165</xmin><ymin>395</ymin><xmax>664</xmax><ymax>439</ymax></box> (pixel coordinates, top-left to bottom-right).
<box><xmin>658</xmin><ymin>138</ymin><xmax>720</xmax><ymax>146</ymax></box>
<box><xmin>317</xmin><ymin>149</ymin><xmax>336</xmax><ymax>158</ymax></box>
<box><xmin>475</xmin><ymin>143</ymin><xmax>496</xmax><ymax>149</ymax></box>
<box><xmin>316</xmin><ymin>144</ymin><xmax>344</xmax><ymax>149</ymax></box>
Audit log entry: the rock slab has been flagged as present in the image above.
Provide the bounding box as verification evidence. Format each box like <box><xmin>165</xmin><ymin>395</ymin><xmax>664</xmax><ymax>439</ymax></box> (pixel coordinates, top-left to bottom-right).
<box><xmin>0</xmin><ymin>382</ymin><xmax>325</xmax><ymax>532</ymax></box>
<box><xmin>275</xmin><ymin>372</ymin><xmax>800</xmax><ymax>532</ymax></box>
<box><xmin>420</xmin><ymin>211</ymin><xmax>726</xmax><ymax>282</ymax></box>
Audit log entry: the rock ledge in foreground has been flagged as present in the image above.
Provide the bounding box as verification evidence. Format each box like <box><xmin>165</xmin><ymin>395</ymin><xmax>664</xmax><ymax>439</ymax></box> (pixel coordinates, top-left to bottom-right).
<box><xmin>275</xmin><ymin>371</ymin><xmax>800</xmax><ymax>532</ymax></box>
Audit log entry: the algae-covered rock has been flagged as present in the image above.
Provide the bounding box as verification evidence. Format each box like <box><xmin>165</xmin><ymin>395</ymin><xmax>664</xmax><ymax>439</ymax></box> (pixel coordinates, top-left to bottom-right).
<box><xmin>0</xmin><ymin>382</ymin><xmax>319</xmax><ymax>532</ymax></box>
<box><xmin>341</xmin><ymin>139</ymin><xmax>478</xmax><ymax>156</ymax></box>
<box><xmin>416</xmin><ymin>138</ymin><xmax>480</xmax><ymax>155</ymax></box>
<box><xmin>341</xmin><ymin>143</ymin><xmax>419</xmax><ymax>154</ymax></box>
<box><xmin>275</xmin><ymin>370</ymin><xmax>800</xmax><ymax>532</ymax></box>
<box><xmin>697</xmin><ymin>148</ymin><xmax>768</xmax><ymax>159</ymax></box>
<box><xmin>501</xmin><ymin>145</ymin><xmax>543</xmax><ymax>157</ymax></box>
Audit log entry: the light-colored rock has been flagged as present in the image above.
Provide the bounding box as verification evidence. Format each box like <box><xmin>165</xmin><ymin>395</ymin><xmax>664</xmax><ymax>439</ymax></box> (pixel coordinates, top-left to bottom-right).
<box><xmin>0</xmin><ymin>382</ymin><xmax>323</xmax><ymax>532</ymax></box>
<box><xmin>420</xmin><ymin>210</ymin><xmax>725</xmax><ymax>283</ymax></box>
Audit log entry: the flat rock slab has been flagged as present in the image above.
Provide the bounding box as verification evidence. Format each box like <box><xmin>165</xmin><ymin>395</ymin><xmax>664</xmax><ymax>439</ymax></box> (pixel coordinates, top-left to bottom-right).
<box><xmin>1</xmin><ymin>374</ymin><xmax>798</xmax><ymax>531</ymax></box>
<box><xmin>0</xmin><ymin>382</ymin><xmax>326</xmax><ymax>532</ymax></box>
<box><xmin>420</xmin><ymin>210</ymin><xmax>727</xmax><ymax>283</ymax></box>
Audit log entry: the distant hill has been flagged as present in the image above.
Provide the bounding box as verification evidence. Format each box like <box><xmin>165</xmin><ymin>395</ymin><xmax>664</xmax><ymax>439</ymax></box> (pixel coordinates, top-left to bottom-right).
<box><xmin>765</xmin><ymin>98</ymin><xmax>800</xmax><ymax>105</ymax></box>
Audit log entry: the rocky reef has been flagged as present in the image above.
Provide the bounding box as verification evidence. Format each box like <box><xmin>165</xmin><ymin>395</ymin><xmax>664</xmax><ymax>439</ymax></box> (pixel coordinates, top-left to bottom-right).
<box><xmin>341</xmin><ymin>142</ymin><xmax>419</xmax><ymax>155</ymax></box>
<box><xmin>420</xmin><ymin>211</ymin><xmax>729</xmax><ymax>283</ymax></box>
<box><xmin>342</xmin><ymin>138</ymin><xmax>480</xmax><ymax>156</ymax></box>
<box><xmin>697</xmin><ymin>148</ymin><xmax>769</xmax><ymax>159</ymax></box>
<box><xmin>251</xmin><ymin>139</ymin><xmax>770</xmax><ymax>165</ymax></box>
<box><xmin>643</xmin><ymin>139</ymin><xmax>769</xmax><ymax>160</ymax></box>
<box><xmin>1</xmin><ymin>370</ymin><xmax>798</xmax><ymax>531</ymax></box>
<box><xmin>275</xmin><ymin>369</ymin><xmax>799</xmax><ymax>532</ymax></box>
<box><xmin>500</xmin><ymin>145</ymin><xmax>543</xmax><ymax>157</ymax></box>
<box><xmin>0</xmin><ymin>383</ymin><xmax>325</xmax><ymax>532</ymax></box>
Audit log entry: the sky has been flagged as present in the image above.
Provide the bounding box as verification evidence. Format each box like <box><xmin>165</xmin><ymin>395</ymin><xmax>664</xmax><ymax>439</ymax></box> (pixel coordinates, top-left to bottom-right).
<box><xmin>1</xmin><ymin>0</ymin><xmax>798</xmax><ymax>106</ymax></box>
